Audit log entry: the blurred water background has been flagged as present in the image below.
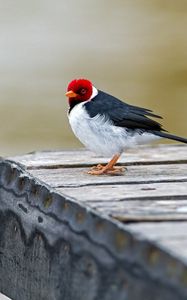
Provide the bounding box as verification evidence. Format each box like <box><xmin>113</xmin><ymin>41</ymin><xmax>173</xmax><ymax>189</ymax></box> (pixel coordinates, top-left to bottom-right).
<box><xmin>0</xmin><ymin>0</ymin><xmax>187</xmax><ymax>156</ymax></box>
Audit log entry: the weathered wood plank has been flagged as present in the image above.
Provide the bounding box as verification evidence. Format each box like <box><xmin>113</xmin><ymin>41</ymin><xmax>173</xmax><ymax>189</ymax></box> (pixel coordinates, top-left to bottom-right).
<box><xmin>29</xmin><ymin>164</ymin><xmax>187</xmax><ymax>187</ymax></box>
<box><xmin>55</xmin><ymin>183</ymin><xmax>187</xmax><ymax>221</ymax></box>
<box><xmin>10</xmin><ymin>147</ymin><xmax>187</xmax><ymax>222</ymax></box>
<box><xmin>126</xmin><ymin>221</ymin><xmax>187</xmax><ymax>240</ymax></box>
<box><xmin>1</xmin><ymin>145</ymin><xmax>187</xmax><ymax>300</ymax></box>
<box><xmin>56</xmin><ymin>182</ymin><xmax>187</xmax><ymax>201</ymax></box>
<box><xmin>126</xmin><ymin>222</ymin><xmax>187</xmax><ymax>262</ymax></box>
<box><xmin>8</xmin><ymin>144</ymin><xmax>187</xmax><ymax>169</ymax></box>
<box><xmin>2</xmin><ymin>158</ymin><xmax>187</xmax><ymax>300</ymax></box>
<box><xmin>24</xmin><ymin>162</ymin><xmax>187</xmax><ymax>222</ymax></box>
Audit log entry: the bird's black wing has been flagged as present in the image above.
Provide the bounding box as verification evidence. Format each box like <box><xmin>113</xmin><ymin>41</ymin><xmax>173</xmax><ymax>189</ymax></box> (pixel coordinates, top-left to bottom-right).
<box><xmin>85</xmin><ymin>90</ymin><xmax>164</xmax><ymax>132</ymax></box>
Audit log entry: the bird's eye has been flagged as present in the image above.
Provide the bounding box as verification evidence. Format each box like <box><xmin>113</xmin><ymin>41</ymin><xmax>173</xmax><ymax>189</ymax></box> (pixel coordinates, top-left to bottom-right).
<box><xmin>80</xmin><ymin>88</ymin><xmax>87</xmax><ymax>95</ymax></box>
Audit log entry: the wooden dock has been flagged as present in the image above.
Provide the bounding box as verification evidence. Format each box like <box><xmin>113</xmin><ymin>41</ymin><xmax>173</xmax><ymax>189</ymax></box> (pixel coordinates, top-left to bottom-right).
<box><xmin>0</xmin><ymin>144</ymin><xmax>187</xmax><ymax>300</ymax></box>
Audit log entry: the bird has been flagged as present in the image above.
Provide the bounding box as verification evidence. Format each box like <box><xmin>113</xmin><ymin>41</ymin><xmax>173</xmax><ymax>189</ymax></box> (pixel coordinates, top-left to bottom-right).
<box><xmin>65</xmin><ymin>78</ymin><xmax>187</xmax><ymax>175</ymax></box>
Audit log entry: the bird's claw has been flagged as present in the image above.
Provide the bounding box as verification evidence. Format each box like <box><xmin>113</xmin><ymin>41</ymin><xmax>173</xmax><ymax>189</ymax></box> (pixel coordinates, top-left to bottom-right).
<box><xmin>87</xmin><ymin>165</ymin><xmax>126</xmax><ymax>176</ymax></box>
<box><xmin>90</xmin><ymin>164</ymin><xmax>104</xmax><ymax>171</ymax></box>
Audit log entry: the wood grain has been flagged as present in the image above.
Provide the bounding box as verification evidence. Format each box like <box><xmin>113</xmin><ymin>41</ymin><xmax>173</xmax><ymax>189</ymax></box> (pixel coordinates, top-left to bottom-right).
<box><xmin>9</xmin><ymin>145</ymin><xmax>187</xmax><ymax>263</ymax></box>
<box><xmin>126</xmin><ymin>221</ymin><xmax>187</xmax><ymax>262</ymax></box>
<box><xmin>8</xmin><ymin>144</ymin><xmax>187</xmax><ymax>169</ymax></box>
<box><xmin>29</xmin><ymin>163</ymin><xmax>187</xmax><ymax>187</ymax></box>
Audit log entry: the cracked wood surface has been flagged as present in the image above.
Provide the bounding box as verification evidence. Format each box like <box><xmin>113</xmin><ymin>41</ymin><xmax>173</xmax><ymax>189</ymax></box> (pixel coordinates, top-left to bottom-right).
<box><xmin>9</xmin><ymin>144</ymin><xmax>187</xmax><ymax>262</ymax></box>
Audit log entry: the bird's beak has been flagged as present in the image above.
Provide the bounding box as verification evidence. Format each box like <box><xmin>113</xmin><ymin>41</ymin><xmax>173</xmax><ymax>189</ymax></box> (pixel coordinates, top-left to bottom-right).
<box><xmin>65</xmin><ymin>90</ymin><xmax>78</xmax><ymax>98</ymax></box>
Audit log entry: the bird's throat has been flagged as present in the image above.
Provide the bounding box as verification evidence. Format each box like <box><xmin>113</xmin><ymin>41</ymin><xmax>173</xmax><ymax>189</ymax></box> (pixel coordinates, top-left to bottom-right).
<box><xmin>68</xmin><ymin>98</ymin><xmax>82</xmax><ymax>113</ymax></box>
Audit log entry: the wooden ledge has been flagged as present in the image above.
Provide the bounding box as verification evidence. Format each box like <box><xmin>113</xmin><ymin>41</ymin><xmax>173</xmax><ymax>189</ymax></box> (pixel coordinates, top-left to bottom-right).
<box><xmin>0</xmin><ymin>144</ymin><xmax>187</xmax><ymax>300</ymax></box>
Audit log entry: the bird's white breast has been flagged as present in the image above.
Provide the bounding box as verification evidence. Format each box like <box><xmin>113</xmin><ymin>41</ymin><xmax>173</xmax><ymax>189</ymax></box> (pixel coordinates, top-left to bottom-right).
<box><xmin>68</xmin><ymin>102</ymin><xmax>158</xmax><ymax>157</ymax></box>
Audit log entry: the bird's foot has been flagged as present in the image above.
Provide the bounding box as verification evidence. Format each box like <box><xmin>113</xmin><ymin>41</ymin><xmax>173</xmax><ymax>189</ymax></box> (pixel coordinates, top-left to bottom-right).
<box><xmin>87</xmin><ymin>165</ymin><xmax>126</xmax><ymax>176</ymax></box>
<box><xmin>90</xmin><ymin>164</ymin><xmax>104</xmax><ymax>171</ymax></box>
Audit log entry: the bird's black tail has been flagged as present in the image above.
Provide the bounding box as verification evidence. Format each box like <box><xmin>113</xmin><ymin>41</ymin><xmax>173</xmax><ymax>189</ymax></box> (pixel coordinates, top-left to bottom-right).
<box><xmin>152</xmin><ymin>131</ymin><xmax>187</xmax><ymax>144</ymax></box>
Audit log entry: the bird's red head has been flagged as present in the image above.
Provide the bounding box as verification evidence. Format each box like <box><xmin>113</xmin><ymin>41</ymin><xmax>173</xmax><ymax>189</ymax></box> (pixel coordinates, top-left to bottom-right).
<box><xmin>65</xmin><ymin>79</ymin><xmax>93</xmax><ymax>106</ymax></box>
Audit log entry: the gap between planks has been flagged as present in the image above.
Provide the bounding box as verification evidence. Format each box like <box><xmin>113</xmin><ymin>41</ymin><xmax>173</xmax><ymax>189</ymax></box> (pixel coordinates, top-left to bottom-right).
<box><xmin>26</xmin><ymin>159</ymin><xmax>187</xmax><ymax>170</ymax></box>
<box><xmin>8</xmin><ymin>144</ymin><xmax>187</xmax><ymax>170</ymax></box>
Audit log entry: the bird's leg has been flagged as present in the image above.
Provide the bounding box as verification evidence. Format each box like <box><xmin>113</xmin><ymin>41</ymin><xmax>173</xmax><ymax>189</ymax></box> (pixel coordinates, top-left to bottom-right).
<box><xmin>88</xmin><ymin>154</ymin><xmax>125</xmax><ymax>175</ymax></box>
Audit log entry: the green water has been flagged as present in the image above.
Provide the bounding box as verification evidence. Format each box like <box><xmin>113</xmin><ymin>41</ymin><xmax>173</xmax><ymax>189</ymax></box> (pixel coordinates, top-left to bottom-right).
<box><xmin>0</xmin><ymin>0</ymin><xmax>187</xmax><ymax>155</ymax></box>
